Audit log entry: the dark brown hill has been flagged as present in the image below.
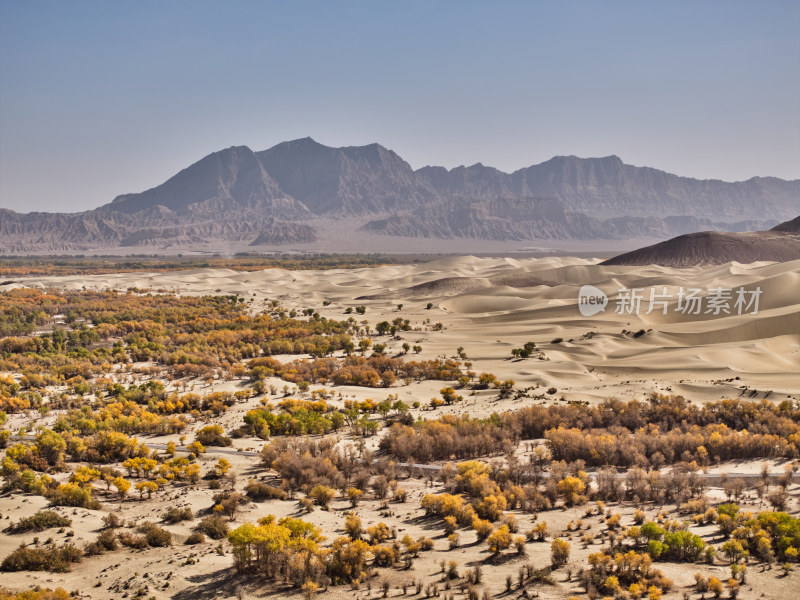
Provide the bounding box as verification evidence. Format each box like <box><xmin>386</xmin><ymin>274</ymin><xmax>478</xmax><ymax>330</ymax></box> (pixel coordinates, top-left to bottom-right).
<box><xmin>601</xmin><ymin>226</ymin><xmax>800</xmax><ymax>266</ymax></box>
<box><xmin>772</xmin><ymin>216</ymin><xmax>800</xmax><ymax>232</ymax></box>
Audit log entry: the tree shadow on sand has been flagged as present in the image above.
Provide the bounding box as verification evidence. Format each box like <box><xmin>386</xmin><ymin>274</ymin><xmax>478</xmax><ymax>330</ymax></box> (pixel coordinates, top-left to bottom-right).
<box><xmin>404</xmin><ymin>513</ymin><xmax>450</xmax><ymax>532</ymax></box>
<box><xmin>171</xmin><ymin>567</ymin><xmax>247</xmax><ymax>600</ymax></box>
<box><xmin>173</xmin><ymin>569</ymin><xmax>303</xmax><ymax>600</ymax></box>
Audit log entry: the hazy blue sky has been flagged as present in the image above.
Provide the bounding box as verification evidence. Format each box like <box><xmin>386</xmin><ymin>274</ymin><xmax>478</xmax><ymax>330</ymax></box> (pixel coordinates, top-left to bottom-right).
<box><xmin>1</xmin><ymin>1</ymin><xmax>798</xmax><ymax>213</ymax></box>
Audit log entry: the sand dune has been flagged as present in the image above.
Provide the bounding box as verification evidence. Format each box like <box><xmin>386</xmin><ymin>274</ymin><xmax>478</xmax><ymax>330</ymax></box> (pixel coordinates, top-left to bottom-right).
<box><xmin>15</xmin><ymin>254</ymin><xmax>800</xmax><ymax>406</ymax></box>
<box><xmin>357</xmin><ymin>276</ymin><xmax>493</xmax><ymax>300</ymax></box>
<box><xmin>357</xmin><ymin>273</ymin><xmax>557</xmax><ymax>301</ymax></box>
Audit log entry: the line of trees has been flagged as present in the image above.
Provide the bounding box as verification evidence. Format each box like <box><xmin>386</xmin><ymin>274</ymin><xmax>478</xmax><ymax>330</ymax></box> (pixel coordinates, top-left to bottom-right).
<box><xmin>380</xmin><ymin>395</ymin><xmax>800</xmax><ymax>467</ymax></box>
<box><xmin>250</xmin><ymin>355</ymin><xmax>463</xmax><ymax>388</ymax></box>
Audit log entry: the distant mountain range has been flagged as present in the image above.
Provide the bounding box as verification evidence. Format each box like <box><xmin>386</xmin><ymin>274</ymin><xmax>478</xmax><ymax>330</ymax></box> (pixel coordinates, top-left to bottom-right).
<box><xmin>1</xmin><ymin>137</ymin><xmax>798</xmax><ymax>253</ymax></box>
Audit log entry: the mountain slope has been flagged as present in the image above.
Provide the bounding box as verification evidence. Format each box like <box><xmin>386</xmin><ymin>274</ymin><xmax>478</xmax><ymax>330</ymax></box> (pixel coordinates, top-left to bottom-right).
<box><xmin>249</xmin><ymin>218</ymin><xmax>317</xmax><ymax>245</ymax></box>
<box><xmin>0</xmin><ymin>146</ymin><xmax>316</xmax><ymax>252</ymax></box>
<box><xmin>772</xmin><ymin>216</ymin><xmax>800</xmax><ymax>232</ymax></box>
<box><xmin>108</xmin><ymin>145</ymin><xmax>310</xmax><ymax>218</ymax></box>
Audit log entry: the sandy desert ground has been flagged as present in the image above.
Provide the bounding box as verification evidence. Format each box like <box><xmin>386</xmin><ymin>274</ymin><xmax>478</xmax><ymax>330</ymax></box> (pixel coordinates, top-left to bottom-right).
<box><xmin>1</xmin><ymin>255</ymin><xmax>799</xmax><ymax>599</ymax></box>
<box><xmin>14</xmin><ymin>255</ymin><xmax>800</xmax><ymax>407</ymax></box>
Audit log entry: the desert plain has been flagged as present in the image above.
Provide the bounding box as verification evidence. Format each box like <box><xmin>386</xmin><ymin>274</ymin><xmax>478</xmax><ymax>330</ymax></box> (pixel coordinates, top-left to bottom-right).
<box><xmin>0</xmin><ymin>254</ymin><xmax>798</xmax><ymax>600</ymax></box>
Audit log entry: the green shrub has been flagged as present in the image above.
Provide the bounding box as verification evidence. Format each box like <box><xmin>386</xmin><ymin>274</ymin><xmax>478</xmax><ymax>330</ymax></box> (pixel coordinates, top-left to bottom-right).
<box><xmin>162</xmin><ymin>507</ymin><xmax>194</xmax><ymax>523</ymax></box>
<box><xmin>244</xmin><ymin>480</ymin><xmax>287</xmax><ymax>501</ymax></box>
<box><xmin>85</xmin><ymin>529</ymin><xmax>119</xmax><ymax>555</ymax></box>
<box><xmin>118</xmin><ymin>531</ymin><xmax>148</xmax><ymax>550</ymax></box>
<box><xmin>641</xmin><ymin>521</ymin><xmax>705</xmax><ymax>562</ymax></box>
<box><xmin>195</xmin><ymin>516</ymin><xmax>229</xmax><ymax>540</ymax></box>
<box><xmin>7</xmin><ymin>511</ymin><xmax>71</xmax><ymax>533</ymax></box>
<box><xmin>0</xmin><ymin>543</ymin><xmax>82</xmax><ymax>572</ymax></box>
<box><xmin>185</xmin><ymin>532</ymin><xmax>206</xmax><ymax>545</ymax></box>
<box><xmin>194</xmin><ymin>425</ymin><xmax>232</xmax><ymax>447</ymax></box>
<box><xmin>136</xmin><ymin>522</ymin><xmax>172</xmax><ymax>547</ymax></box>
<box><xmin>101</xmin><ymin>512</ymin><xmax>123</xmax><ymax>529</ymax></box>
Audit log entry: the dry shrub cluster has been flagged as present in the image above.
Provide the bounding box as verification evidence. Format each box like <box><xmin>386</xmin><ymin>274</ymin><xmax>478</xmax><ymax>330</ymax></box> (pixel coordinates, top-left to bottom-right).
<box><xmin>0</xmin><ymin>544</ymin><xmax>82</xmax><ymax>573</ymax></box>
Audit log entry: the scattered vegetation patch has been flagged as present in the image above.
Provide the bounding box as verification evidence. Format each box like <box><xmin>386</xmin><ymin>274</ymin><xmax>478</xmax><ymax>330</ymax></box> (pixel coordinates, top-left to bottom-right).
<box><xmin>136</xmin><ymin>522</ymin><xmax>172</xmax><ymax>547</ymax></box>
<box><xmin>0</xmin><ymin>544</ymin><xmax>82</xmax><ymax>573</ymax></box>
<box><xmin>195</xmin><ymin>516</ymin><xmax>229</xmax><ymax>540</ymax></box>
<box><xmin>244</xmin><ymin>480</ymin><xmax>287</xmax><ymax>501</ymax></box>
<box><xmin>7</xmin><ymin>511</ymin><xmax>71</xmax><ymax>533</ymax></box>
<box><xmin>162</xmin><ymin>507</ymin><xmax>194</xmax><ymax>523</ymax></box>
<box><xmin>0</xmin><ymin>587</ymin><xmax>71</xmax><ymax>600</ymax></box>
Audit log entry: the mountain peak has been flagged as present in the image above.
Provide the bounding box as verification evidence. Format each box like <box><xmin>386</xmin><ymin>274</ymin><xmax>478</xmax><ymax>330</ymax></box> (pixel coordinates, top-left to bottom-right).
<box><xmin>261</xmin><ymin>137</ymin><xmax>331</xmax><ymax>155</ymax></box>
<box><xmin>294</xmin><ymin>136</ymin><xmax>322</xmax><ymax>146</ymax></box>
<box><xmin>544</xmin><ymin>154</ymin><xmax>623</xmax><ymax>165</ymax></box>
<box><xmin>257</xmin><ymin>138</ymin><xmax>421</xmax><ymax>215</ymax></box>
<box><xmin>218</xmin><ymin>144</ymin><xmax>254</xmax><ymax>153</ymax></box>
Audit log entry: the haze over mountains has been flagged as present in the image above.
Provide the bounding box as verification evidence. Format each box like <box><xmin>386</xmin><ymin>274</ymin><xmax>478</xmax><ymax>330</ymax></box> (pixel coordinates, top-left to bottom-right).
<box><xmin>1</xmin><ymin>138</ymin><xmax>798</xmax><ymax>253</ymax></box>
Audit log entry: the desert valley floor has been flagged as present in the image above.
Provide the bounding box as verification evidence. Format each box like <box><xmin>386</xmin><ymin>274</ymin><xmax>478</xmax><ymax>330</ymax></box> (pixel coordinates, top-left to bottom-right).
<box><xmin>0</xmin><ymin>255</ymin><xmax>798</xmax><ymax>600</ymax></box>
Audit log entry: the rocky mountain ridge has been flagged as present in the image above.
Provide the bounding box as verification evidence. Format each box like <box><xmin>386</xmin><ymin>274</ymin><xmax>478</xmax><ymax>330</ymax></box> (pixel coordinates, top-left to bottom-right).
<box><xmin>1</xmin><ymin>138</ymin><xmax>797</xmax><ymax>253</ymax></box>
